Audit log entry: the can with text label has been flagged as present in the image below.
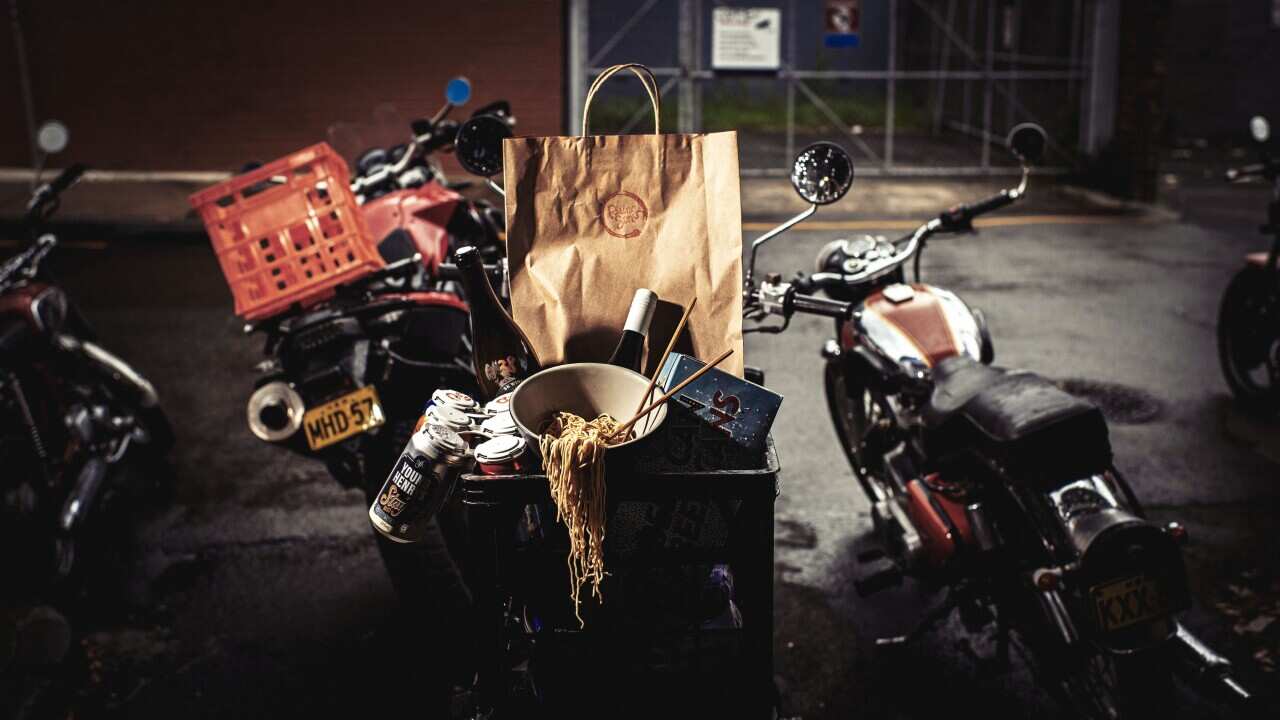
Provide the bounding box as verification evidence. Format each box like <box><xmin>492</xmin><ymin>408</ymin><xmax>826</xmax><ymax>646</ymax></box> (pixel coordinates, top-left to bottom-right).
<box><xmin>369</xmin><ymin>424</ymin><xmax>473</xmax><ymax>543</ymax></box>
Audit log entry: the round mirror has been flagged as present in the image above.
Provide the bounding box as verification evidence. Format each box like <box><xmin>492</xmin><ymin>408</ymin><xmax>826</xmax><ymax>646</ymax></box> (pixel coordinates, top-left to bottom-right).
<box><xmin>790</xmin><ymin>142</ymin><xmax>854</xmax><ymax>205</ymax></box>
<box><xmin>455</xmin><ymin>115</ymin><xmax>512</xmax><ymax>177</ymax></box>
<box><xmin>1250</xmin><ymin>115</ymin><xmax>1270</xmax><ymax>144</ymax></box>
<box><xmin>1007</xmin><ymin>123</ymin><xmax>1047</xmax><ymax>165</ymax></box>
<box><xmin>445</xmin><ymin>77</ymin><xmax>472</xmax><ymax>106</ymax></box>
<box><xmin>36</xmin><ymin>121</ymin><xmax>69</xmax><ymax>154</ymax></box>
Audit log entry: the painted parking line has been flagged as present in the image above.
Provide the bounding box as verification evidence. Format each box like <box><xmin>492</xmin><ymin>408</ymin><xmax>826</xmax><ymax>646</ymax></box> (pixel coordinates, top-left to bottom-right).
<box><xmin>742</xmin><ymin>213</ymin><xmax>1163</xmax><ymax>232</ymax></box>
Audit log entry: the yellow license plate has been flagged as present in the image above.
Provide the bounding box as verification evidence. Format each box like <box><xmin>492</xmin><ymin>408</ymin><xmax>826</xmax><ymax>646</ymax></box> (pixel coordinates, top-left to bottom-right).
<box><xmin>303</xmin><ymin>386</ymin><xmax>385</xmax><ymax>450</ymax></box>
<box><xmin>1092</xmin><ymin>575</ymin><xmax>1166</xmax><ymax>632</ymax></box>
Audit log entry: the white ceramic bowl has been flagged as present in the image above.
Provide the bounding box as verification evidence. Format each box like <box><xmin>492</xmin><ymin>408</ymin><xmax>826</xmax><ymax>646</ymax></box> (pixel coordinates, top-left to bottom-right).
<box><xmin>509</xmin><ymin>363</ymin><xmax>667</xmax><ymax>456</ymax></box>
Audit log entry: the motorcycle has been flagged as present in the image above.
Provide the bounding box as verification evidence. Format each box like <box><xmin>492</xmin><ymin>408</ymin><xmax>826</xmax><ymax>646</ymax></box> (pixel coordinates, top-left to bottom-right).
<box><xmin>235</xmin><ymin>83</ymin><xmax>512</xmax><ymax>628</ymax></box>
<box><xmin>1</xmin><ymin>164</ymin><xmax>174</xmax><ymax>589</ymax></box>
<box><xmin>742</xmin><ymin>128</ymin><xmax>1257</xmax><ymax>717</ymax></box>
<box><xmin>1219</xmin><ymin>115</ymin><xmax>1280</xmax><ymax>414</ymax></box>
<box><xmin>1</xmin><ymin>163</ymin><xmax>174</xmax><ymax>713</ymax></box>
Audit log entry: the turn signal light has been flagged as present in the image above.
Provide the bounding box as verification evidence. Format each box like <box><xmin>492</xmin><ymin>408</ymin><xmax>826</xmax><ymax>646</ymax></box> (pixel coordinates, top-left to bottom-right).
<box><xmin>1165</xmin><ymin>521</ymin><xmax>1188</xmax><ymax>544</ymax></box>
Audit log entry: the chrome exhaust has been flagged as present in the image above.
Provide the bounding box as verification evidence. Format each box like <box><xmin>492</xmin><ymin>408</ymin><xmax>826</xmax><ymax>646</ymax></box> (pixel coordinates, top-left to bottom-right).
<box><xmin>1170</xmin><ymin>622</ymin><xmax>1254</xmax><ymax>706</ymax></box>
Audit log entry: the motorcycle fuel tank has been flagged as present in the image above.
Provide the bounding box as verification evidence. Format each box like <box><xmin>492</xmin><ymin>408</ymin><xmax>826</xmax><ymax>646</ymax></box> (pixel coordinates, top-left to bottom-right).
<box><xmin>842</xmin><ymin>283</ymin><xmax>985</xmax><ymax>372</ymax></box>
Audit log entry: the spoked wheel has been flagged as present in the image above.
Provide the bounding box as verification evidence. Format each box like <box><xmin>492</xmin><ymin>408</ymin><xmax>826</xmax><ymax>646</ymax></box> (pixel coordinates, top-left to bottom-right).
<box><xmin>823</xmin><ymin>359</ymin><xmax>882</xmax><ymax>500</ymax></box>
<box><xmin>1014</xmin><ymin>619</ymin><xmax>1174</xmax><ymax>719</ymax></box>
<box><xmin>1218</xmin><ymin>266</ymin><xmax>1280</xmax><ymax>414</ymax></box>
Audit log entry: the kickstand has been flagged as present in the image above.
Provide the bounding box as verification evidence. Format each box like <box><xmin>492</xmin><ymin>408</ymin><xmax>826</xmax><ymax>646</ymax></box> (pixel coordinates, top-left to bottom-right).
<box><xmin>875</xmin><ymin>591</ymin><xmax>958</xmax><ymax>648</ymax></box>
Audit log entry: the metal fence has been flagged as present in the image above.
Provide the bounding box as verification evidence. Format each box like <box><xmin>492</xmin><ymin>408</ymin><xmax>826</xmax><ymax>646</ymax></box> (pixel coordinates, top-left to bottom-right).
<box><xmin>569</xmin><ymin>0</ymin><xmax>1114</xmax><ymax>176</ymax></box>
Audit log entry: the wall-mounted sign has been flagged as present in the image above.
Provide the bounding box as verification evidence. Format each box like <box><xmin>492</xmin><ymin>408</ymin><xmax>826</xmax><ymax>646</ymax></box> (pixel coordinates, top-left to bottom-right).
<box><xmin>824</xmin><ymin>0</ymin><xmax>861</xmax><ymax>48</ymax></box>
<box><xmin>711</xmin><ymin>7</ymin><xmax>781</xmax><ymax>71</ymax></box>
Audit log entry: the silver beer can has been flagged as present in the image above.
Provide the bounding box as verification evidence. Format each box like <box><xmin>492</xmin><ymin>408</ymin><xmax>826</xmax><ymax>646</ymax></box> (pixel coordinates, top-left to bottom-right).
<box><xmin>425</xmin><ymin>405</ymin><xmax>474</xmax><ymax>435</ymax></box>
<box><xmin>484</xmin><ymin>391</ymin><xmax>514</xmax><ymax>416</ymax></box>
<box><xmin>369</xmin><ymin>424</ymin><xmax>474</xmax><ymax>543</ymax></box>
<box><xmin>479</xmin><ymin>410</ymin><xmax>520</xmax><ymax>438</ymax></box>
<box><xmin>429</xmin><ymin>388</ymin><xmax>478</xmax><ymax>415</ymax></box>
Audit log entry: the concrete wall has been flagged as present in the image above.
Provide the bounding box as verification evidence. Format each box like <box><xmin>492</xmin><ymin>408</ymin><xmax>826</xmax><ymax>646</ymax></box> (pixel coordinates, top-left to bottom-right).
<box><xmin>0</xmin><ymin>0</ymin><xmax>565</xmax><ymax>171</ymax></box>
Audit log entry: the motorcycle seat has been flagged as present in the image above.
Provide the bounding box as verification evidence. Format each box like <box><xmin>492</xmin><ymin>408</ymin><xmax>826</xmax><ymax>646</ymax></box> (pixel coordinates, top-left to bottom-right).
<box><xmin>924</xmin><ymin>357</ymin><xmax>1112</xmax><ymax>481</ymax></box>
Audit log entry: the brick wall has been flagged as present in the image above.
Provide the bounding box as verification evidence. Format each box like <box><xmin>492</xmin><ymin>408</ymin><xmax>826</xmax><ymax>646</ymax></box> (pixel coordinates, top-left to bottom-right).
<box><xmin>0</xmin><ymin>0</ymin><xmax>564</xmax><ymax>171</ymax></box>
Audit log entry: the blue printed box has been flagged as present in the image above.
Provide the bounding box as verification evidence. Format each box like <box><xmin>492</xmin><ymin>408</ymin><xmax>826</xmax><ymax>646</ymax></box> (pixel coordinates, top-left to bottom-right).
<box><xmin>654</xmin><ymin>353</ymin><xmax>783</xmax><ymax>455</ymax></box>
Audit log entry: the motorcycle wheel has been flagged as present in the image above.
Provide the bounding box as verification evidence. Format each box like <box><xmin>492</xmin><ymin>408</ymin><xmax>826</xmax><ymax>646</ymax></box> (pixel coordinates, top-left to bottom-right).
<box><xmin>1049</xmin><ymin>650</ymin><xmax>1174</xmax><ymax>719</ymax></box>
<box><xmin>1217</xmin><ymin>265</ymin><xmax>1280</xmax><ymax>415</ymax></box>
<box><xmin>823</xmin><ymin>359</ymin><xmax>879</xmax><ymax>500</ymax></box>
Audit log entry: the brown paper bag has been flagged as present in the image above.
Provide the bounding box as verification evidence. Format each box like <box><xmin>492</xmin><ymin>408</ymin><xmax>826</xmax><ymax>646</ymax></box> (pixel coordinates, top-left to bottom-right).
<box><xmin>503</xmin><ymin>63</ymin><xmax>744</xmax><ymax>376</ymax></box>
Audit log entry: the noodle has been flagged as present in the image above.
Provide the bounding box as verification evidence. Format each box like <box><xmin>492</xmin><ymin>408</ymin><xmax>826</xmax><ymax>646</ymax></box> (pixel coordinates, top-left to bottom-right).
<box><xmin>540</xmin><ymin>411</ymin><xmax>629</xmax><ymax>627</ymax></box>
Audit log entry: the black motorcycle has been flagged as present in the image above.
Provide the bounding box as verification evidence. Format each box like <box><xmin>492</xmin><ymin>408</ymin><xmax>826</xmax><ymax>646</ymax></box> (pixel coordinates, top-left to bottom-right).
<box><xmin>1219</xmin><ymin>115</ymin><xmax>1280</xmax><ymax>414</ymax></box>
<box><xmin>1</xmin><ymin>165</ymin><xmax>174</xmax><ymax>713</ymax></box>
<box><xmin>742</xmin><ymin>129</ymin><xmax>1256</xmax><ymax>717</ymax></box>
<box><xmin>234</xmin><ymin>95</ymin><xmax>513</xmax><ymax>623</ymax></box>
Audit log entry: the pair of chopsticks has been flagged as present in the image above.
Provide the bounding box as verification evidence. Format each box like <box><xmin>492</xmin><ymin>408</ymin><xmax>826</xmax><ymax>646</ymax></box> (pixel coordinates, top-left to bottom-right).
<box><xmin>608</xmin><ymin>297</ymin><xmax>733</xmax><ymax>442</ymax></box>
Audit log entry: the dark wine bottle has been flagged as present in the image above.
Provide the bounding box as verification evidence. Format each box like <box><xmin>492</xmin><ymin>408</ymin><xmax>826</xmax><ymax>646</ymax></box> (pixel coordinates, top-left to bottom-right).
<box><xmin>608</xmin><ymin>288</ymin><xmax>657</xmax><ymax>373</ymax></box>
<box><xmin>455</xmin><ymin>246</ymin><xmax>541</xmax><ymax>399</ymax></box>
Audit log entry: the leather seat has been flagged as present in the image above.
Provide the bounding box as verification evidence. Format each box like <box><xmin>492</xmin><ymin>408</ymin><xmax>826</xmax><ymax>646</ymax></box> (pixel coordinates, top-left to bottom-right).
<box><xmin>924</xmin><ymin>357</ymin><xmax>1112</xmax><ymax>483</ymax></box>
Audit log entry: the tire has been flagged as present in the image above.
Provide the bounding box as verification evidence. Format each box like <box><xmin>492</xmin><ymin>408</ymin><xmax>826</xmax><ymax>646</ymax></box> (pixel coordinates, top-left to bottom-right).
<box><xmin>1048</xmin><ymin>649</ymin><xmax>1174</xmax><ymax>719</ymax></box>
<box><xmin>823</xmin><ymin>358</ymin><xmax>878</xmax><ymax>500</ymax></box>
<box><xmin>1217</xmin><ymin>266</ymin><xmax>1280</xmax><ymax>415</ymax></box>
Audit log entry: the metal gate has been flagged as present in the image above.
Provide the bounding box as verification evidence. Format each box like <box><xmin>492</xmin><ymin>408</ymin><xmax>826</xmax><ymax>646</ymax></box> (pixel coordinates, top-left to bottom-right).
<box><xmin>568</xmin><ymin>0</ymin><xmax>1116</xmax><ymax>176</ymax></box>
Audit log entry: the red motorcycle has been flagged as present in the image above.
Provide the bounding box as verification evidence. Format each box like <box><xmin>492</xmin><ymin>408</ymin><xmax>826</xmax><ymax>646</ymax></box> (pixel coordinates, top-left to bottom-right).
<box><xmin>743</xmin><ymin>127</ymin><xmax>1257</xmax><ymax>717</ymax></box>
<box><xmin>1219</xmin><ymin>115</ymin><xmax>1280</xmax><ymax>414</ymax></box>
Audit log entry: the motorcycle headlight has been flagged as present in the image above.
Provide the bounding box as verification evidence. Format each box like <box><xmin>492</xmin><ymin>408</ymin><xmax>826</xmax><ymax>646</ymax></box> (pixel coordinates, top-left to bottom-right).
<box><xmin>30</xmin><ymin>286</ymin><xmax>68</xmax><ymax>333</ymax></box>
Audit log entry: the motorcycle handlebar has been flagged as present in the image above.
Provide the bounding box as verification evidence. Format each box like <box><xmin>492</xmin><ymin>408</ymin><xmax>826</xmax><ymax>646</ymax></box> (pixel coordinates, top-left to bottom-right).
<box><xmin>1224</xmin><ymin>162</ymin><xmax>1273</xmax><ymax>182</ymax></box>
<box><xmin>938</xmin><ymin>189</ymin><xmax>1016</xmax><ymax>231</ymax></box>
<box><xmin>792</xmin><ymin>292</ymin><xmax>853</xmax><ymax>319</ymax></box>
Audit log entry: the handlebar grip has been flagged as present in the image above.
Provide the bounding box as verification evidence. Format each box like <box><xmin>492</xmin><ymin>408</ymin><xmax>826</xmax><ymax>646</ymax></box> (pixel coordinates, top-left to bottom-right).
<box><xmin>967</xmin><ymin>190</ymin><xmax>1016</xmax><ymax>216</ymax></box>
<box><xmin>1225</xmin><ymin>163</ymin><xmax>1265</xmax><ymax>182</ymax></box>
<box><xmin>791</xmin><ymin>293</ymin><xmax>853</xmax><ymax>319</ymax></box>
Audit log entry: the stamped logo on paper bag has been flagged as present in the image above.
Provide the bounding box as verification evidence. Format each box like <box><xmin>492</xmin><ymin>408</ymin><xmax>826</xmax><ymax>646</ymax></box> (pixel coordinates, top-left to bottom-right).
<box><xmin>601</xmin><ymin>191</ymin><xmax>648</xmax><ymax>239</ymax></box>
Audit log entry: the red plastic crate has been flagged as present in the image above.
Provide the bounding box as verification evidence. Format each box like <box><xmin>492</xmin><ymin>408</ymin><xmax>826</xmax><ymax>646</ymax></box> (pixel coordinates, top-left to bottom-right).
<box><xmin>189</xmin><ymin>143</ymin><xmax>384</xmax><ymax>320</ymax></box>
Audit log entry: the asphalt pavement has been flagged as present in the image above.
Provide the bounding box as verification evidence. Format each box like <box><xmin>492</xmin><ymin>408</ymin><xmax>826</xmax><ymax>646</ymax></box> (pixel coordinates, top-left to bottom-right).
<box><xmin>5</xmin><ymin>175</ymin><xmax>1279</xmax><ymax>718</ymax></box>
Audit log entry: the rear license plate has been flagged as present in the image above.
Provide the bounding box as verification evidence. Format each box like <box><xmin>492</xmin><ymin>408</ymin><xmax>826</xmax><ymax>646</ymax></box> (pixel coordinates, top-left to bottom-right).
<box><xmin>1092</xmin><ymin>575</ymin><xmax>1167</xmax><ymax>632</ymax></box>
<box><xmin>303</xmin><ymin>386</ymin><xmax>385</xmax><ymax>450</ymax></box>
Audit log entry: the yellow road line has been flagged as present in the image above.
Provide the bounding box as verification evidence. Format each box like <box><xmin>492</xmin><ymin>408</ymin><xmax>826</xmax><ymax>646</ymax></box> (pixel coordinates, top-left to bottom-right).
<box><xmin>741</xmin><ymin>213</ymin><xmax>1160</xmax><ymax>232</ymax></box>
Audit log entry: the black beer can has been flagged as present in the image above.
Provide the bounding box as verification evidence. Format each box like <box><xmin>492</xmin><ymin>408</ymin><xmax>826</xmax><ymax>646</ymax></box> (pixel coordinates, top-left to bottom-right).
<box><xmin>369</xmin><ymin>423</ymin><xmax>473</xmax><ymax>543</ymax></box>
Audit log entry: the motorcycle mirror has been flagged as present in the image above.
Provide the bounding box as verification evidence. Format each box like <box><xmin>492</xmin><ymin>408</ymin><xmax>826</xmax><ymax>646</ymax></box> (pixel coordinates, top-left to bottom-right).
<box><xmin>36</xmin><ymin>121</ymin><xmax>69</xmax><ymax>155</ymax></box>
<box><xmin>445</xmin><ymin>77</ymin><xmax>472</xmax><ymax>106</ymax></box>
<box><xmin>1007</xmin><ymin>123</ymin><xmax>1047</xmax><ymax>165</ymax></box>
<box><xmin>1250</xmin><ymin>115</ymin><xmax>1270</xmax><ymax>144</ymax></box>
<box><xmin>790</xmin><ymin>142</ymin><xmax>854</xmax><ymax>206</ymax></box>
<box><xmin>455</xmin><ymin>114</ymin><xmax>513</xmax><ymax>178</ymax></box>
<box><xmin>472</xmin><ymin>100</ymin><xmax>512</xmax><ymax>120</ymax></box>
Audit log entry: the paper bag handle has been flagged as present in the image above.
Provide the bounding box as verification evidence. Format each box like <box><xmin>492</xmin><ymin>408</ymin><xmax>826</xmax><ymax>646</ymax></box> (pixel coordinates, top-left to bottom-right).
<box><xmin>582</xmin><ymin>63</ymin><xmax>661</xmax><ymax>136</ymax></box>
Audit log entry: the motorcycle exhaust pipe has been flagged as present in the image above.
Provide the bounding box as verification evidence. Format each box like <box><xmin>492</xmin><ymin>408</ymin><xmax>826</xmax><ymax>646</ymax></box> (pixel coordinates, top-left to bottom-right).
<box><xmin>247</xmin><ymin>381</ymin><xmax>306</xmax><ymax>442</ymax></box>
<box><xmin>1170</xmin><ymin>622</ymin><xmax>1254</xmax><ymax>708</ymax></box>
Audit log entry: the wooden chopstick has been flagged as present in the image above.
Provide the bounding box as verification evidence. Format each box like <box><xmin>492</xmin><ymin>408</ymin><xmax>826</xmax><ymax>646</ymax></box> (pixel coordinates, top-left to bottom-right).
<box><xmin>631</xmin><ymin>296</ymin><xmax>696</xmax><ymax>422</ymax></box>
<box><xmin>610</xmin><ymin>347</ymin><xmax>734</xmax><ymax>442</ymax></box>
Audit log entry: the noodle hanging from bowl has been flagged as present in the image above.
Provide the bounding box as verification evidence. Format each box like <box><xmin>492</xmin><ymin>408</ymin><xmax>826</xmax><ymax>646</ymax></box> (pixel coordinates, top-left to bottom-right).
<box><xmin>540</xmin><ymin>411</ymin><xmax>631</xmax><ymax>627</ymax></box>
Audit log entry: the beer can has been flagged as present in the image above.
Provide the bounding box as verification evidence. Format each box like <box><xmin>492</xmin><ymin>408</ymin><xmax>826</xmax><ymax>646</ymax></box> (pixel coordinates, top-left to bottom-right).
<box><xmin>425</xmin><ymin>405</ymin><xmax>474</xmax><ymax>435</ymax></box>
<box><xmin>369</xmin><ymin>424</ymin><xmax>474</xmax><ymax>543</ymax></box>
<box><xmin>474</xmin><ymin>434</ymin><xmax>530</xmax><ymax>475</ymax></box>
<box><xmin>429</xmin><ymin>388</ymin><xmax>478</xmax><ymax>415</ymax></box>
<box><xmin>484</xmin><ymin>391</ymin><xmax>514</xmax><ymax>416</ymax></box>
<box><xmin>479</xmin><ymin>410</ymin><xmax>520</xmax><ymax>438</ymax></box>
